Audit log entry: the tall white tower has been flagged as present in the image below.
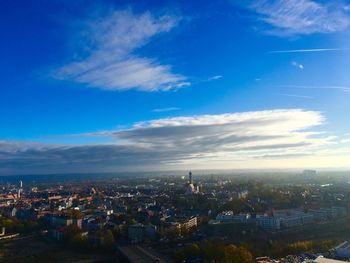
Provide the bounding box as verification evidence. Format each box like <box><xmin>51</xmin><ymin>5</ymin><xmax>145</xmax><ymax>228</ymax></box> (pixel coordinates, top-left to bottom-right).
<box><xmin>18</xmin><ymin>180</ymin><xmax>23</xmax><ymax>199</ymax></box>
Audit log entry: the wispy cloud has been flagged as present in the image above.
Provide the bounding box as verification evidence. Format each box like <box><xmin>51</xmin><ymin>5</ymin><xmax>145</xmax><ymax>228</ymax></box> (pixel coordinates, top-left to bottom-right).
<box><xmin>0</xmin><ymin>109</ymin><xmax>339</xmax><ymax>174</ymax></box>
<box><xmin>151</xmin><ymin>107</ymin><xmax>180</xmax><ymax>112</ymax></box>
<box><xmin>268</xmin><ymin>48</ymin><xmax>349</xmax><ymax>54</ymax></box>
<box><xmin>207</xmin><ymin>75</ymin><xmax>223</xmax><ymax>81</ymax></box>
<box><xmin>291</xmin><ymin>61</ymin><xmax>304</xmax><ymax>69</ymax></box>
<box><xmin>51</xmin><ymin>10</ymin><xmax>189</xmax><ymax>92</ymax></box>
<box><xmin>275</xmin><ymin>93</ymin><xmax>313</xmax><ymax>99</ymax></box>
<box><xmin>340</xmin><ymin>138</ymin><xmax>350</xmax><ymax>144</ymax></box>
<box><xmin>235</xmin><ymin>0</ymin><xmax>350</xmax><ymax>36</ymax></box>
<box><xmin>277</xmin><ymin>85</ymin><xmax>350</xmax><ymax>94</ymax></box>
<box><xmin>191</xmin><ymin>75</ymin><xmax>223</xmax><ymax>85</ymax></box>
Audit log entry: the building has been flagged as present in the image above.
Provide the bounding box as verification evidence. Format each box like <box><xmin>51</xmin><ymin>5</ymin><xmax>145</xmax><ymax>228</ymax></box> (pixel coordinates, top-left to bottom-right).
<box><xmin>256</xmin><ymin>215</ymin><xmax>281</xmax><ymax>231</ymax></box>
<box><xmin>272</xmin><ymin>209</ymin><xmax>315</xmax><ymax>228</ymax></box>
<box><xmin>45</xmin><ymin>214</ymin><xmax>73</xmax><ymax>227</ymax></box>
<box><xmin>216</xmin><ymin>211</ymin><xmax>251</xmax><ymax>223</ymax></box>
<box><xmin>161</xmin><ymin>216</ymin><xmax>198</xmax><ymax>237</ymax></box>
<box><xmin>310</xmin><ymin>207</ymin><xmax>347</xmax><ymax>221</ymax></box>
<box><xmin>274</xmin><ymin>210</ymin><xmax>303</xmax><ymax>228</ymax></box>
<box><xmin>313</xmin><ymin>256</ymin><xmax>348</xmax><ymax>262</ymax></box>
<box><xmin>230</xmin><ymin>190</ymin><xmax>249</xmax><ymax>200</ymax></box>
<box><xmin>256</xmin><ymin>256</ymin><xmax>279</xmax><ymax>263</ymax></box>
<box><xmin>3</xmin><ymin>207</ymin><xmax>17</xmax><ymax>217</ymax></box>
<box><xmin>181</xmin><ymin>216</ymin><xmax>197</xmax><ymax>230</ymax></box>
<box><xmin>335</xmin><ymin>240</ymin><xmax>350</xmax><ymax>259</ymax></box>
<box><xmin>309</xmin><ymin>209</ymin><xmax>328</xmax><ymax>221</ymax></box>
<box><xmin>300</xmin><ymin>213</ymin><xmax>315</xmax><ymax>224</ymax></box>
<box><xmin>185</xmin><ymin>172</ymin><xmax>200</xmax><ymax>195</ymax></box>
<box><xmin>16</xmin><ymin>208</ymin><xmax>39</xmax><ymax>221</ymax></box>
<box><xmin>280</xmin><ymin>215</ymin><xmax>303</xmax><ymax>228</ymax></box>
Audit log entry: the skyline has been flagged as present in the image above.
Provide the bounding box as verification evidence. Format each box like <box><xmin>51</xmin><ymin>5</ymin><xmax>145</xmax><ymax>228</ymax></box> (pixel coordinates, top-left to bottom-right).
<box><xmin>1</xmin><ymin>0</ymin><xmax>350</xmax><ymax>174</ymax></box>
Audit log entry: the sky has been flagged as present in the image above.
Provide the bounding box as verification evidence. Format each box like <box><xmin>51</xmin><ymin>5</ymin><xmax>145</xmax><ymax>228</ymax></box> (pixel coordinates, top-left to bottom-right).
<box><xmin>1</xmin><ymin>0</ymin><xmax>350</xmax><ymax>175</ymax></box>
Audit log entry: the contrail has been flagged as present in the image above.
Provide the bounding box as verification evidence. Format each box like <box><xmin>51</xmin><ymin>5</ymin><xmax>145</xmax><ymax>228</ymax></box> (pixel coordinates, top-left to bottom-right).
<box><xmin>268</xmin><ymin>48</ymin><xmax>348</xmax><ymax>54</ymax></box>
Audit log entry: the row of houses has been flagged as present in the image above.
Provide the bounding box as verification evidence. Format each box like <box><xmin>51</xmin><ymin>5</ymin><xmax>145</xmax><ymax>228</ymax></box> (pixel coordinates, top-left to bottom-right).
<box><xmin>213</xmin><ymin>206</ymin><xmax>347</xmax><ymax>231</ymax></box>
<box><xmin>128</xmin><ymin>216</ymin><xmax>198</xmax><ymax>243</ymax></box>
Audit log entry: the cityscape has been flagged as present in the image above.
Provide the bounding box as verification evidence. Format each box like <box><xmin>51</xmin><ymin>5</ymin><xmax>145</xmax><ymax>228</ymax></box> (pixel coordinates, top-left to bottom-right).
<box><xmin>1</xmin><ymin>171</ymin><xmax>350</xmax><ymax>262</ymax></box>
<box><xmin>1</xmin><ymin>0</ymin><xmax>350</xmax><ymax>262</ymax></box>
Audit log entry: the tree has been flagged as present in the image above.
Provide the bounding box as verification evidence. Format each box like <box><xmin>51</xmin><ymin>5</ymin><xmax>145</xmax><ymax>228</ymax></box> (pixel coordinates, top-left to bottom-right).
<box><xmin>70</xmin><ymin>233</ymin><xmax>89</xmax><ymax>251</ymax></box>
<box><xmin>62</xmin><ymin>225</ymin><xmax>81</xmax><ymax>244</ymax></box>
<box><xmin>201</xmin><ymin>240</ymin><xmax>226</xmax><ymax>263</ymax></box>
<box><xmin>102</xmin><ymin>229</ymin><xmax>115</xmax><ymax>250</ymax></box>
<box><xmin>201</xmin><ymin>240</ymin><xmax>253</xmax><ymax>263</ymax></box>
<box><xmin>184</xmin><ymin>243</ymin><xmax>200</xmax><ymax>260</ymax></box>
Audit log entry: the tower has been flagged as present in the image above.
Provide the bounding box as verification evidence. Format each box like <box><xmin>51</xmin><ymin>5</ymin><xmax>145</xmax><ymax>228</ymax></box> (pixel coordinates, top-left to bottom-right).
<box><xmin>185</xmin><ymin>171</ymin><xmax>199</xmax><ymax>195</ymax></box>
<box><xmin>18</xmin><ymin>180</ymin><xmax>23</xmax><ymax>199</ymax></box>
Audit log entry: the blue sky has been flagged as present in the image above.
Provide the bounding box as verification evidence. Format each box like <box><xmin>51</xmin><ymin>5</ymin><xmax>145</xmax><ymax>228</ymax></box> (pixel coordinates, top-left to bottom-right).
<box><xmin>1</xmin><ymin>0</ymin><xmax>350</xmax><ymax>175</ymax></box>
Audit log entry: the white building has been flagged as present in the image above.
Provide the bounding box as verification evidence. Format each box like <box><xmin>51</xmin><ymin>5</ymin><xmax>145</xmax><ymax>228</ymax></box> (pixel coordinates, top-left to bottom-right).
<box><xmin>216</xmin><ymin>211</ymin><xmax>251</xmax><ymax>223</ymax></box>
<box><xmin>256</xmin><ymin>215</ymin><xmax>281</xmax><ymax>231</ymax></box>
<box><xmin>273</xmin><ymin>209</ymin><xmax>315</xmax><ymax>228</ymax></box>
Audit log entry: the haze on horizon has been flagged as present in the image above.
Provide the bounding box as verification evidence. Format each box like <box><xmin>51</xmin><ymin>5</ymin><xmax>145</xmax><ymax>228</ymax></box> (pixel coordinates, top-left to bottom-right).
<box><xmin>1</xmin><ymin>0</ymin><xmax>350</xmax><ymax>175</ymax></box>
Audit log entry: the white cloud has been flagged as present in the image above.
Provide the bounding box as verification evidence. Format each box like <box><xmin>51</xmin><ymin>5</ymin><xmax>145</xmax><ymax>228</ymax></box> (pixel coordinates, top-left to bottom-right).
<box><xmin>152</xmin><ymin>107</ymin><xmax>180</xmax><ymax>112</ymax></box>
<box><xmin>131</xmin><ymin>109</ymin><xmax>322</xmax><ymax>130</ymax></box>
<box><xmin>236</xmin><ymin>0</ymin><xmax>350</xmax><ymax>36</ymax></box>
<box><xmin>1</xmin><ymin>109</ymin><xmax>343</xmax><ymax>174</ymax></box>
<box><xmin>291</xmin><ymin>61</ymin><xmax>304</xmax><ymax>69</ymax></box>
<box><xmin>52</xmin><ymin>10</ymin><xmax>188</xmax><ymax>91</ymax></box>
<box><xmin>339</xmin><ymin>133</ymin><xmax>350</xmax><ymax>144</ymax></box>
